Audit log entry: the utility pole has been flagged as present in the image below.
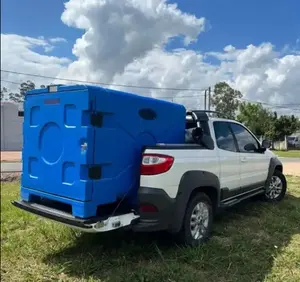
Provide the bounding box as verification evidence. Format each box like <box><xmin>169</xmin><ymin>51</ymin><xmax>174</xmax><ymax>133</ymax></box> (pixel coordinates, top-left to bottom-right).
<box><xmin>204</xmin><ymin>90</ymin><xmax>207</xmax><ymax>110</ymax></box>
<box><xmin>208</xmin><ymin>87</ymin><xmax>211</xmax><ymax>111</ymax></box>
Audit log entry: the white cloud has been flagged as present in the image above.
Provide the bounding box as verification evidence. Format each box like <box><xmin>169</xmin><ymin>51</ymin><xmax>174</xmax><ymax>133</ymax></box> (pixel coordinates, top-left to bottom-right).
<box><xmin>0</xmin><ymin>34</ymin><xmax>71</xmax><ymax>93</ymax></box>
<box><xmin>44</xmin><ymin>45</ymin><xmax>55</xmax><ymax>53</ymax></box>
<box><xmin>111</xmin><ymin>43</ymin><xmax>300</xmax><ymax>114</ymax></box>
<box><xmin>59</xmin><ymin>0</ymin><xmax>206</xmax><ymax>82</ymax></box>
<box><xmin>221</xmin><ymin>45</ymin><xmax>300</xmax><ymax>107</ymax></box>
<box><xmin>1</xmin><ymin>0</ymin><xmax>299</xmax><ymax>116</ymax></box>
<box><xmin>57</xmin><ymin>0</ymin><xmax>300</xmax><ymax>113</ymax></box>
<box><xmin>111</xmin><ymin>47</ymin><xmax>222</xmax><ymax>109</ymax></box>
<box><xmin>281</xmin><ymin>38</ymin><xmax>300</xmax><ymax>56</ymax></box>
<box><xmin>49</xmin><ymin>37</ymin><xmax>68</xmax><ymax>44</ymax></box>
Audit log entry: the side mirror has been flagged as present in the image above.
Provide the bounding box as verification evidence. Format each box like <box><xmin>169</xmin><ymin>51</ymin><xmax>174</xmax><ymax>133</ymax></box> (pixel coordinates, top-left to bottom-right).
<box><xmin>262</xmin><ymin>139</ymin><xmax>271</xmax><ymax>149</ymax></box>
<box><xmin>244</xmin><ymin>143</ymin><xmax>257</xmax><ymax>152</ymax></box>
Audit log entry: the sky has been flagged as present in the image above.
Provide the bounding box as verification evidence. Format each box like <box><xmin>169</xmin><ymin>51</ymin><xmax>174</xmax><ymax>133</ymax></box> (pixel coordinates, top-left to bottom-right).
<box><xmin>1</xmin><ymin>0</ymin><xmax>300</xmax><ymax>114</ymax></box>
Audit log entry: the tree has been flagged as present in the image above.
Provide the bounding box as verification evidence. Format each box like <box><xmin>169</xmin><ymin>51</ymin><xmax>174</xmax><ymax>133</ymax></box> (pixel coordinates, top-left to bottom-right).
<box><xmin>9</xmin><ymin>80</ymin><xmax>36</xmax><ymax>103</ymax></box>
<box><xmin>1</xmin><ymin>87</ymin><xmax>8</xmax><ymax>101</ymax></box>
<box><xmin>237</xmin><ymin>102</ymin><xmax>274</xmax><ymax>137</ymax></box>
<box><xmin>273</xmin><ymin>115</ymin><xmax>300</xmax><ymax>140</ymax></box>
<box><xmin>211</xmin><ymin>82</ymin><xmax>242</xmax><ymax>119</ymax></box>
<box><xmin>237</xmin><ymin>102</ymin><xmax>300</xmax><ymax>141</ymax></box>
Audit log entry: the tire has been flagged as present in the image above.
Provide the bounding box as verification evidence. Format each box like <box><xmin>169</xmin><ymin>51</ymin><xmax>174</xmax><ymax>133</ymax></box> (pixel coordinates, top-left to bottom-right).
<box><xmin>264</xmin><ymin>170</ymin><xmax>287</xmax><ymax>202</ymax></box>
<box><xmin>176</xmin><ymin>193</ymin><xmax>213</xmax><ymax>247</ymax></box>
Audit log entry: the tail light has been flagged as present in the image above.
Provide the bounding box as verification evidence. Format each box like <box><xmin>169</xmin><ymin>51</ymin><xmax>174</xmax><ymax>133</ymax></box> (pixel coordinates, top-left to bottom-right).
<box><xmin>139</xmin><ymin>203</ymin><xmax>158</xmax><ymax>213</ymax></box>
<box><xmin>141</xmin><ymin>153</ymin><xmax>174</xmax><ymax>175</ymax></box>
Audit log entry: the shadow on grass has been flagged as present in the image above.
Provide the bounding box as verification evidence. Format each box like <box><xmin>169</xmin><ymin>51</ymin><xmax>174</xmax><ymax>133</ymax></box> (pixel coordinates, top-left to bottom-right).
<box><xmin>44</xmin><ymin>194</ymin><xmax>300</xmax><ymax>282</ymax></box>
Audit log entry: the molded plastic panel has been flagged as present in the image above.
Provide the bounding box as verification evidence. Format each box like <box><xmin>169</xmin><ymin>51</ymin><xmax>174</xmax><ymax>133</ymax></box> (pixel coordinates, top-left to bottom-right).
<box><xmin>20</xmin><ymin>85</ymin><xmax>186</xmax><ymax>218</ymax></box>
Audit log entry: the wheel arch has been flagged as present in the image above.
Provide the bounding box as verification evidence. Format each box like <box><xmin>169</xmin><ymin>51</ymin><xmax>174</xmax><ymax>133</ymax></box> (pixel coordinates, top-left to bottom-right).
<box><xmin>189</xmin><ymin>186</ymin><xmax>218</xmax><ymax>214</ymax></box>
<box><xmin>266</xmin><ymin>157</ymin><xmax>284</xmax><ymax>187</ymax></box>
<box><xmin>264</xmin><ymin>167</ymin><xmax>287</xmax><ymax>202</ymax></box>
<box><xmin>275</xmin><ymin>164</ymin><xmax>283</xmax><ymax>173</ymax></box>
<box><xmin>169</xmin><ymin>170</ymin><xmax>220</xmax><ymax>233</ymax></box>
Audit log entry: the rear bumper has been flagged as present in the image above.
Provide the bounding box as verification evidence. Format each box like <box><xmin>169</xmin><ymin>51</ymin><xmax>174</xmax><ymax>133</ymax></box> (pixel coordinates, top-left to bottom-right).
<box><xmin>13</xmin><ymin>186</ymin><xmax>179</xmax><ymax>233</ymax></box>
<box><xmin>12</xmin><ymin>200</ymin><xmax>139</xmax><ymax>233</ymax></box>
<box><xmin>132</xmin><ymin>187</ymin><xmax>177</xmax><ymax>233</ymax></box>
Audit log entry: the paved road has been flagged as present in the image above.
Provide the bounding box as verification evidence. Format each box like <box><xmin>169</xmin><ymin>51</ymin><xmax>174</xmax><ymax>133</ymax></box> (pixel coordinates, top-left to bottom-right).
<box><xmin>1</xmin><ymin>157</ymin><xmax>299</xmax><ymax>173</ymax></box>
<box><xmin>279</xmin><ymin>157</ymin><xmax>300</xmax><ymax>163</ymax></box>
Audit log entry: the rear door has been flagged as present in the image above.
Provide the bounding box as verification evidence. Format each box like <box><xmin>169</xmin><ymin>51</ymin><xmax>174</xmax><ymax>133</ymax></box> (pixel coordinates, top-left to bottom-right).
<box><xmin>21</xmin><ymin>85</ymin><xmax>95</xmax><ymax>202</ymax></box>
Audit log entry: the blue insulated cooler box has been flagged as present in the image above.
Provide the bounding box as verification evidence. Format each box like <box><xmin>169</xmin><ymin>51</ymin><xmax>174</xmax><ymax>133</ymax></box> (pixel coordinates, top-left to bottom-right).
<box><xmin>20</xmin><ymin>85</ymin><xmax>186</xmax><ymax>218</ymax></box>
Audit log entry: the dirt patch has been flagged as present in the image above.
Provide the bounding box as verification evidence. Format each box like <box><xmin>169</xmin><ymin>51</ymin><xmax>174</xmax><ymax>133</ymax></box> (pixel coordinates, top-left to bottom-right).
<box><xmin>1</xmin><ymin>172</ymin><xmax>21</xmax><ymax>182</ymax></box>
<box><xmin>1</xmin><ymin>151</ymin><xmax>21</xmax><ymax>162</ymax></box>
<box><xmin>284</xmin><ymin>162</ymin><xmax>300</xmax><ymax>176</ymax></box>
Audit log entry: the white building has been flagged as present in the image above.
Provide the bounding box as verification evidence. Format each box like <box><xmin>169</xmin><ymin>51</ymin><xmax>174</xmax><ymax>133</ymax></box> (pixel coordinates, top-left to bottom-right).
<box><xmin>1</xmin><ymin>102</ymin><xmax>23</xmax><ymax>151</ymax></box>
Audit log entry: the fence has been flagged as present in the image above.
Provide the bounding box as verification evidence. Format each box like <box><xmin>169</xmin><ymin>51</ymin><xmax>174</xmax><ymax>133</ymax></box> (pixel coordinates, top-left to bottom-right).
<box><xmin>259</xmin><ymin>135</ymin><xmax>300</xmax><ymax>151</ymax></box>
<box><xmin>273</xmin><ymin>139</ymin><xmax>288</xmax><ymax>151</ymax></box>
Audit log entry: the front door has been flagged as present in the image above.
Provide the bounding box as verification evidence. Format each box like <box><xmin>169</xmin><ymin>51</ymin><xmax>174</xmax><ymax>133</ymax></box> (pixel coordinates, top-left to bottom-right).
<box><xmin>229</xmin><ymin>122</ymin><xmax>269</xmax><ymax>189</ymax></box>
<box><xmin>213</xmin><ymin>121</ymin><xmax>241</xmax><ymax>191</ymax></box>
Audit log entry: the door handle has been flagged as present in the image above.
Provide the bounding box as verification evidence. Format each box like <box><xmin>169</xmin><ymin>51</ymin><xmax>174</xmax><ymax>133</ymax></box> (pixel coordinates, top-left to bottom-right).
<box><xmin>241</xmin><ymin>157</ymin><xmax>247</xmax><ymax>163</ymax></box>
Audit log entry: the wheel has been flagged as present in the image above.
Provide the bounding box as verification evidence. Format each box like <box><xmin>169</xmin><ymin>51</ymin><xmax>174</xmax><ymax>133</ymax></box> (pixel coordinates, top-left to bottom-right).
<box><xmin>177</xmin><ymin>193</ymin><xmax>213</xmax><ymax>247</ymax></box>
<box><xmin>264</xmin><ymin>170</ymin><xmax>287</xmax><ymax>202</ymax></box>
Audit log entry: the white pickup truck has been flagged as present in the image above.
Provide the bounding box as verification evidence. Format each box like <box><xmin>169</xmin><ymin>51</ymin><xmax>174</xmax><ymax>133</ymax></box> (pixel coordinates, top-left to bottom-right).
<box><xmin>13</xmin><ymin>110</ymin><xmax>286</xmax><ymax>247</ymax></box>
<box><xmin>133</xmin><ymin>110</ymin><xmax>286</xmax><ymax>246</ymax></box>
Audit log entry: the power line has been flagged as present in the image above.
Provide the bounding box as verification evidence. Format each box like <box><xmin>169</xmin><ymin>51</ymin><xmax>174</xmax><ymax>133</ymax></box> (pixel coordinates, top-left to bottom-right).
<box><xmin>1</xmin><ymin>69</ymin><xmax>208</xmax><ymax>92</ymax></box>
<box><xmin>239</xmin><ymin>97</ymin><xmax>300</xmax><ymax>107</ymax></box>
<box><xmin>1</xmin><ymin>71</ymin><xmax>299</xmax><ymax>110</ymax></box>
<box><xmin>0</xmin><ymin>79</ymin><xmax>205</xmax><ymax>100</ymax></box>
<box><xmin>209</xmin><ymin>87</ymin><xmax>300</xmax><ymax>109</ymax></box>
<box><xmin>2</xmin><ymin>78</ymin><xmax>299</xmax><ymax>110</ymax></box>
<box><xmin>1</xmin><ymin>79</ymin><xmax>21</xmax><ymax>85</ymax></box>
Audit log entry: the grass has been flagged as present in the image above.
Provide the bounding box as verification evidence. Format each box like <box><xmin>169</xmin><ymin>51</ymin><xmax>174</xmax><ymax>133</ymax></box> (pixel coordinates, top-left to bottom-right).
<box><xmin>273</xmin><ymin>150</ymin><xmax>300</xmax><ymax>158</ymax></box>
<box><xmin>1</xmin><ymin>177</ymin><xmax>300</xmax><ymax>282</ymax></box>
